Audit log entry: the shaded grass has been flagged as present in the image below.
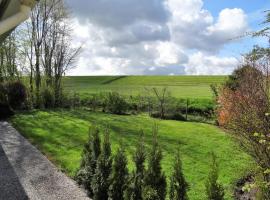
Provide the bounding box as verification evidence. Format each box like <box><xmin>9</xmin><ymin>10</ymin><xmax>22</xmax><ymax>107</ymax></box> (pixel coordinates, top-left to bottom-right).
<box><xmin>11</xmin><ymin>109</ymin><xmax>253</xmax><ymax>200</ymax></box>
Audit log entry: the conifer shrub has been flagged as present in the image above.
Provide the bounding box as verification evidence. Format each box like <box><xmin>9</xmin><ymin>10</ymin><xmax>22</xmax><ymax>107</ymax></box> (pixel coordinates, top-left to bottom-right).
<box><xmin>169</xmin><ymin>150</ymin><xmax>189</xmax><ymax>200</ymax></box>
<box><xmin>76</xmin><ymin>126</ymin><xmax>101</xmax><ymax>196</ymax></box>
<box><xmin>109</xmin><ymin>145</ymin><xmax>129</xmax><ymax>200</ymax></box>
<box><xmin>144</xmin><ymin>125</ymin><xmax>167</xmax><ymax>200</ymax></box>
<box><xmin>92</xmin><ymin>130</ymin><xmax>112</xmax><ymax>200</ymax></box>
<box><xmin>205</xmin><ymin>152</ymin><xmax>224</xmax><ymax>200</ymax></box>
<box><xmin>125</xmin><ymin>132</ymin><xmax>146</xmax><ymax>200</ymax></box>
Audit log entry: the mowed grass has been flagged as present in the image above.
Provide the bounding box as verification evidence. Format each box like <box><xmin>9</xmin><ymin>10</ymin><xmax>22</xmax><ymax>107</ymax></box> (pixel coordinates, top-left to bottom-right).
<box><xmin>11</xmin><ymin>109</ymin><xmax>253</xmax><ymax>200</ymax></box>
<box><xmin>63</xmin><ymin>76</ymin><xmax>227</xmax><ymax>99</ymax></box>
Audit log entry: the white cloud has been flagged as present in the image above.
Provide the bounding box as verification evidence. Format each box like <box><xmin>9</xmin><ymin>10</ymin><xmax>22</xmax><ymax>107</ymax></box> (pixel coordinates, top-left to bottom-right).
<box><xmin>185</xmin><ymin>52</ymin><xmax>239</xmax><ymax>75</ymax></box>
<box><xmin>67</xmin><ymin>0</ymin><xmax>249</xmax><ymax>75</ymax></box>
<box><xmin>168</xmin><ymin>0</ymin><xmax>248</xmax><ymax>52</ymax></box>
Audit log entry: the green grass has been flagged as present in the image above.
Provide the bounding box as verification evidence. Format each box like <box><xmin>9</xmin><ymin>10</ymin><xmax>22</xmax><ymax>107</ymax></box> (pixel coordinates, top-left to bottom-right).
<box><xmin>63</xmin><ymin>76</ymin><xmax>227</xmax><ymax>99</ymax></box>
<box><xmin>11</xmin><ymin>109</ymin><xmax>253</xmax><ymax>200</ymax></box>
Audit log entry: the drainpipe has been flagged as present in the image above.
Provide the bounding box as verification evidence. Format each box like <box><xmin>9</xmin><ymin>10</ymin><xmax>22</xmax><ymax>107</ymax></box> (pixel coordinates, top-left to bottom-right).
<box><xmin>0</xmin><ymin>4</ymin><xmax>31</xmax><ymax>35</ymax></box>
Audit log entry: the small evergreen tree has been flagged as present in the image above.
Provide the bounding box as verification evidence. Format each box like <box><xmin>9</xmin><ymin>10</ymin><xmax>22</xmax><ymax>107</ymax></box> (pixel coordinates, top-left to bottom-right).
<box><xmin>169</xmin><ymin>150</ymin><xmax>189</xmax><ymax>200</ymax></box>
<box><xmin>76</xmin><ymin>125</ymin><xmax>101</xmax><ymax>196</ymax></box>
<box><xmin>109</xmin><ymin>145</ymin><xmax>129</xmax><ymax>200</ymax></box>
<box><xmin>205</xmin><ymin>152</ymin><xmax>225</xmax><ymax>200</ymax></box>
<box><xmin>144</xmin><ymin>125</ymin><xmax>167</xmax><ymax>200</ymax></box>
<box><xmin>125</xmin><ymin>131</ymin><xmax>146</xmax><ymax>200</ymax></box>
<box><xmin>92</xmin><ymin>129</ymin><xmax>112</xmax><ymax>200</ymax></box>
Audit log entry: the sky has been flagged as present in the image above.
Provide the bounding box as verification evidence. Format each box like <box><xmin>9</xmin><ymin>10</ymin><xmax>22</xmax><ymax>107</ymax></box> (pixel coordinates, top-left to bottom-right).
<box><xmin>66</xmin><ymin>0</ymin><xmax>270</xmax><ymax>76</ymax></box>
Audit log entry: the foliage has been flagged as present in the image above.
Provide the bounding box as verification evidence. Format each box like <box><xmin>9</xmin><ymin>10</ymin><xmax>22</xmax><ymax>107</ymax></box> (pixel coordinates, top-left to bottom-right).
<box><xmin>169</xmin><ymin>150</ymin><xmax>189</xmax><ymax>200</ymax></box>
<box><xmin>5</xmin><ymin>81</ymin><xmax>27</xmax><ymax>109</ymax></box>
<box><xmin>142</xmin><ymin>186</ymin><xmax>160</xmax><ymax>200</ymax></box>
<box><xmin>104</xmin><ymin>92</ymin><xmax>128</xmax><ymax>114</ymax></box>
<box><xmin>92</xmin><ymin>130</ymin><xmax>112</xmax><ymax>200</ymax></box>
<box><xmin>125</xmin><ymin>132</ymin><xmax>146</xmax><ymax>200</ymax></box>
<box><xmin>223</xmin><ymin>65</ymin><xmax>262</xmax><ymax>91</ymax></box>
<box><xmin>41</xmin><ymin>86</ymin><xmax>55</xmax><ymax>108</ymax></box>
<box><xmin>205</xmin><ymin>153</ymin><xmax>224</xmax><ymax>200</ymax></box>
<box><xmin>144</xmin><ymin>125</ymin><xmax>167</xmax><ymax>200</ymax></box>
<box><xmin>76</xmin><ymin>125</ymin><xmax>101</xmax><ymax>196</ymax></box>
<box><xmin>109</xmin><ymin>146</ymin><xmax>128</xmax><ymax>200</ymax></box>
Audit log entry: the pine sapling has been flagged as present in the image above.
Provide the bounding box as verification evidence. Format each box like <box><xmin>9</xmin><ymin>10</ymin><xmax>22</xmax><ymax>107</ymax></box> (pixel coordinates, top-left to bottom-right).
<box><xmin>109</xmin><ymin>145</ymin><xmax>129</xmax><ymax>200</ymax></box>
<box><xmin>169</xmin><ymin>150</ymin><xmax>189</xmax><ymax>200</ymax></box>
<box><xmin>144</xmin><ymin>125</ymin><xmax>167</xmax><ymax>200</ymax></box>
<box><xmin>125</xmin><ymin>131</ymin><xmax>146</xmax><ymax>200</ymax></box>
<box><xmin>205</xmin><ymin>152</ymin><xmax>225</xmax><ymax>200</ymax></box>
<box><xmin>92</xmin><ymin>129</ymin><xmax>112</xmax><ymax>200</ymax></box>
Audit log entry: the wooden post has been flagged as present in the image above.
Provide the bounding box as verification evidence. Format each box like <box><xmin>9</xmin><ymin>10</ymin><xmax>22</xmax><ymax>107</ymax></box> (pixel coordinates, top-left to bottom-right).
<box><xmin>186</xmin><ymin>98</ymin><xmax>189</xmax><ymax>121</ymax></box>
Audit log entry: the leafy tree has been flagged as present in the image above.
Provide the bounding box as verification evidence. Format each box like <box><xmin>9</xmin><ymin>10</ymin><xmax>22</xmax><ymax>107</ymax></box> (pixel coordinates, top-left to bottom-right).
<box><xmin>92</xmin><ymin>130</ymin><xmax>112</xmax><ymax>200</ymax></box>
<box><xmin>109</xmin><ymin>145</ymin><xmax>129</xmax><ymax>200</ymax></box>
<box><xmin>144</xmin><ymin>125</ymin><xmax>167</xmax><ymax>200</ymax></box>
<box><xmin>76</xmin><ymin>125</ymin><xmax>101</xmax><ymax>196</ymax></box>
<box><xmin>205</xmin><ymin>153</ymin><xmax>224</xmax><ymax>200</ymax></box>
<box><xmin>125</xmin><ymin>131</ymin><xmax>146</xmax><ymax>200</ymax></box>
<box><xmin>169</xmin><ymin>150</ymin><xmax>189</xmax><ymax>200</ymax></box>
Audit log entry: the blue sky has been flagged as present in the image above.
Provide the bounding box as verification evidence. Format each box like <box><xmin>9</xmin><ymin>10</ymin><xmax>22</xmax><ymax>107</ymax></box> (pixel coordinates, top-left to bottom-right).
<box><xmin>67</xmin><ymin>0</ymin><xmax>270</xmax><ymax>75</ymax></box>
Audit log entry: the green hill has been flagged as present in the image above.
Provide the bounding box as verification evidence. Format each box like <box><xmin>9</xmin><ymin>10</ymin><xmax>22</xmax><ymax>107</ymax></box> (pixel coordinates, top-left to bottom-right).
<box><xmin>63</xmin><ymin>76</ymin><xmax>227</xmax><ymax>99</ymax></box>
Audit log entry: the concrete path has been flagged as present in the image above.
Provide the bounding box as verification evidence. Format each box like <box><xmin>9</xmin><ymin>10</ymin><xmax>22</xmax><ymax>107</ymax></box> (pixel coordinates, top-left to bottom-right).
<box><xmin>0</xmin><ymin>121</ymin><xmax>89</xmax><ymax>200</ymax></box>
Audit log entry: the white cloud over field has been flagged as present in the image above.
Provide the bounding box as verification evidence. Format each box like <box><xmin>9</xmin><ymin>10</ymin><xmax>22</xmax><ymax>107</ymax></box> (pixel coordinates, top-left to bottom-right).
<box><xmin>67</xmin><ymin>0</ymin><xmax>248</xmax><ymax>75</ymax></box>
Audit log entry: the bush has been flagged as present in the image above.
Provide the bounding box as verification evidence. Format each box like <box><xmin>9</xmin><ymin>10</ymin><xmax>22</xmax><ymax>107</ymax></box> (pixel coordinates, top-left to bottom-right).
<box><xmin>76</xmin><ymin>126</ymin><xmax>101</xmax><ymax>196</ymax></box>
<box><xmin>5</xmin><ymin>81</ymin><xmax>27</xmax><ymax>109</ymax></box>
<box><xmin>125</xmin><ymin>132</ymin><xmax>146</xmax><ymax>200</ymax></box>
<box><xmin>92</xmin><ymin>130</ymin><xmax>112</xmax><ymax>200</ymax></box>
<box><xmin>169</xmin><ymin>151</ymin><xmax>189</xmax><ymax>200</ymax></box>
<box><xmin>0</xmin><ymin>83</ymin><xmax>13</xmax><ymax>119</ymax></box>
<box><xmin>144</xmin><ymin>125</ymin><xmax>167</xmax><ymax>200</ymax></box>
<box><xmin>104</xmin><ymin>92</ymin><xmax>128</xmax><ymax>114</ymax></box>
<box><xmin>60</xmin><ymin>92</ymin><xmax>81</xmax><ymax>109</ymax></box>
<box><xmin>151</xmin><ymin>112</ymin><xmax>186</xmax><ymax>121</ymax></box>
<box><xmin>41</xmin><ymin>87</ymin><xmax>55</xmax><ymax>108</ymax></box>
<box><xmin>205</xmin><ymin>153</ymin><xmax>224</xmax><ymax>200</ymax></box>
<box><xmin>109</xmin><ymin>146</ymin><xmax>128</xmax><ymax>200</ymax></box>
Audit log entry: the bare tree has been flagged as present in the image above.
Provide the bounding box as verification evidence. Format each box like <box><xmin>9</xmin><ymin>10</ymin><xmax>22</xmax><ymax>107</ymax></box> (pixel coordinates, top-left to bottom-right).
<box><xmin>20</xmin><ymin>0</ymin><xmax>80</xmax><ymax>107</ymax></box>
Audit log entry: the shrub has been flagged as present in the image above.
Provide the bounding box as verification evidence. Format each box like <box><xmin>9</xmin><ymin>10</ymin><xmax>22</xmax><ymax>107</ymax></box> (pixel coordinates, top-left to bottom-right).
<box><xmin>144</xmin><ymin>125</ymin><xmax>167</xmax><ymax>200</ymax></box>
<box><xmin>125</xmin><ymin>132</ymin><xmax>146</xmax><ymax>200</ymax></box>
<box><xmin>92</xmin><ymin>130</ymin><xmax>112</xmax><ymax>200</ymax></box>
<box><xmin>76</xmin><ymin>126</ymin><xmax>101</xmax><ymax>196</ymax></box>
<box><xmin>0</xmin><ymin>83</ymin><xmax>13</xmax><ymax>119</ymax></box>
<box><xmin>205</xmin><ymin>153</ymin><xmax>224</xmax><ymax>200</ymax></box>
<box><xmin>104</xmin><ymin>92</ymin><xmax>128</xmax><ymax>114</ymax></box>
<box><xmin>142</xmin><ymin>186</ymin><xmax>160</xmax><ymax>200</ymax></box>
<box><xmin>41</xmin><ymin>87</ymin><xmax>55</xmax><ymax>108</ymax></box>
<box><xmin>169</xmin><ymin>151</ymin><xmax>189</xmax><ymax>200</ymax></box>
<box><xmin>5</xmin><ymin>81</ymin><xmax>27</xmax><ymax>109</ymax></box>
<box><xmin>151</xmin><ymin>112</ymin><xmax>186</xmax><ymax>121</ymax></box>
<box><xmin>109</xmin><ymin>146</ymin><xmax>129</xmax><ymax>200</ymax></box>
<box><xmin>60</xmin><ymin>92</ymin><xmax>81</xmax><ymax>109</ymax></box>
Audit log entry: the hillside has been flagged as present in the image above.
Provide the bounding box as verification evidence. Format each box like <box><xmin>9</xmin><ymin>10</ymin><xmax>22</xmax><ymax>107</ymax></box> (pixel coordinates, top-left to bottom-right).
<box><xmin>63</xmin><ymin>76</ymin><xmax>227</xmax><ymax>99</ymax></box>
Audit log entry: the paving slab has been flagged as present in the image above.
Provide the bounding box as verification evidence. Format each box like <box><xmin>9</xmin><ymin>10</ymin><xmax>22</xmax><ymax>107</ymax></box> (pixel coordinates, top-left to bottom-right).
<box><xmin>0</xmin><ymin>121</ymin><xmax>90</xmax><ymax>200</ymax></box>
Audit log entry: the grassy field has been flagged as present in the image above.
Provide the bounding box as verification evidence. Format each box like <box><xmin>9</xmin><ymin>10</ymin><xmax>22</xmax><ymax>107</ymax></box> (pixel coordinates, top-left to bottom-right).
<box><xmin>11</xmin><ymin>109</ymin><xmax>253</xmax><ymax>200</ymax></box>
<box><xmin>63</xmin><ymin>76</ymin><xmax>227</xmax><ymax>99</ymax></box>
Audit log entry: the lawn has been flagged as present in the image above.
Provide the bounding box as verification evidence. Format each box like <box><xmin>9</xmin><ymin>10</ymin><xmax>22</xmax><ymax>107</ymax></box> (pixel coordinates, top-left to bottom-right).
<box><xmin>63</xmin><ymin>76</ymin><xmax>227</xmax><ymax>99</ymax></box>
<box><xmin>11</xmin><ymin>109</ymin><xmax>253</xmax><ymax>200</ymax></box>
